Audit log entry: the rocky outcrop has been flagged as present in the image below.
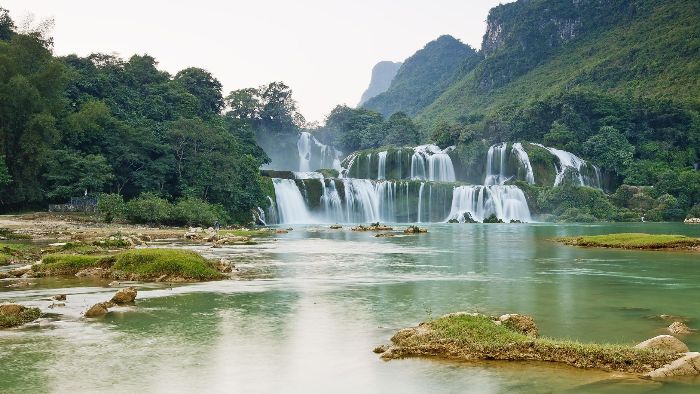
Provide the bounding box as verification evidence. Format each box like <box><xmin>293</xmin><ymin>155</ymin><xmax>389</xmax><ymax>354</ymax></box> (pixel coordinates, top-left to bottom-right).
<box><xmin>329</xmin><ymin>224</ymin><xmax>342</xmax><ymax>229</ymax></box>
<box><xmin>403</xmin><ymin>226</ymin><xmax>427</xmax><ymax>234</ymax></box>
<box><xmin>110</xmin><ymin>287</ymin><xmax>137</xmax><ymax>305</ymax></box>
<box><xmin>358</xmin><ymin>61</ymin><xmax>402</xmax><ymax>106</ymax></box>
<box><xmin>0</xmin><ymin>303</ymin><xmax>41</xmax><ymax>328</ymax></box>
<box><xmin>75</xmin><ymin>267</ymin><xmax>111</xmax><ymax>279</ymax></box>
<box><xmin>645</xmin><ymin>352</ymin><xmax>700</xmax><ymax>379</ymax></box>
<box><xmin>84</xmin><ymin>302</ymin><xmax>111</xmax><ymax>318</ymax></box>
<box><xmin>668</xmin><ymin>321</ymin><xmax>691</xmax><ymax>334</ymax></box>
<box><xmin>635</xmin><ymin>335</ymin><xmax>689</xmax><ymax>354</ymax></box>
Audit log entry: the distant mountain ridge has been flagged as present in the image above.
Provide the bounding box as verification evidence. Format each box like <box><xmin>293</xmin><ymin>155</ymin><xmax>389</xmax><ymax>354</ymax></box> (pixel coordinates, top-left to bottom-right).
<box><xmin>362</xmin><ymin>35</ymin><xmax>479</xmax><ymax>117</ymax></box>
<box><xmin>358</xmin><ymin>61</ymin><xmax>402</xmax><ymax>106</ymax></box>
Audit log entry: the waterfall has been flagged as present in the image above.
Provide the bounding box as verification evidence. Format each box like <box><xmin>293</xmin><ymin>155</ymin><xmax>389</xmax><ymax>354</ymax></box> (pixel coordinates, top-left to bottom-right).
<box><xmin>511</xmin><ymin>143</ymin><xmax>535</xmax><ymax>184</ymax></box>
<box><xmin>417</xmin><ymin>182</ymin><xmax>425</xmax><ymax>223</ymax></box>
<box><xmin>297</xmin><ymin>132</ymin><xmax>342</xmax><ymax>172</ymax></box>
<box><xmin>446</xmin><ymin>185</ymin><xmax>531</xmax><ymax>223</ymax></box>
<box><xmin>378</xmin><ymin>151</ymin><xmax>387</xmax><ymax>180</ymax></box>
<box><xmin>410</xmin><ymin>151</ymin><xmax>426</xmax><ymax>180</ymax></box>
<box><xmin>272</xmin><ymin>179</ymin><xmax>315</xmax><ymax>223</ymax></box>
<box><xmin>411</xmin><ymin>145</ymin><xmax>456</xmax><ymax>182</ymax></box>
<box><xmin>484</xmin><ymin>142</ymin><xmax>509</xmax><ymax>185</ymax></box>
<box><xmin>297</xmin><ymin>132</ymin><xmax>312</xmax><ymax>172</ymax></box>
<box><xmin>532</xmin><ymin>143</ymin><xmax>601</xmax><ymax>187</ymax></box>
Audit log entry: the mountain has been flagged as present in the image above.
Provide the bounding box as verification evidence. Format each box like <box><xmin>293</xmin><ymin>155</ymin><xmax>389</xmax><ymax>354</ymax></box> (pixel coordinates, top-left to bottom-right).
<box><xmin>416</xmin><ymin>0</ymin><xmax>700</xmax><ymax>125</ymax></box>
<box><xmin>357</xmin><ymin>61</ymin><xmax>402</xmax><ymax>106</ymax></box>
<box><xmin>362</xmin><ymin>35</ymin><xmax>479</xmax><ymax>117</ymax></box>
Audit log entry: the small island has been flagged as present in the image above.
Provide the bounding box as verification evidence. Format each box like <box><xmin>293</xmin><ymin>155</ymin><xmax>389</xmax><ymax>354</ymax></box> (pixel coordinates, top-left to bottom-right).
<box><xmin>375</xmin><ymin>312</ymin><xmax>700</xmax><ymax>378</ymax></box>
<box><xmin>556</xmin><ymin>233</ymin><xmax>700</xmax><ymax>251</ymax></box>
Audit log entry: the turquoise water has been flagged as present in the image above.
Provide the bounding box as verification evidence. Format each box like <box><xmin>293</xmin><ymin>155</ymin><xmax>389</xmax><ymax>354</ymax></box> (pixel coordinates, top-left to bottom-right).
<box><xmin>1</xmin><ymin>223</ymin><xmax>699</xmax><ymax>393</ymax></box>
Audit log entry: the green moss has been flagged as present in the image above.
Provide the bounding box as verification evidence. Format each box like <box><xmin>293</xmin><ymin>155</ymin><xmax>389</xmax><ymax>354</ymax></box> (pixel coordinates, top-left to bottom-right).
<box><xmin>0</xmin><ymin>242</ymin><xmax>41</xmax><ymax>266</ymax></box>
<box><xmin>557</xmin><ymin>233</ymin><xmax>700</xmax><ymax>250</ymax></box>
<box><xmin>113</xmin><ymin>249</ymin><xmax>224</xmax><ymax>281</ymax></box>
<box><xmin>259</xmin><ymin>176</ymin><xmax>276</xmax><ymax>202</ymax></box>
<box><xmin>389</xmin><ymin>314</ymin><xmax>674</xmax><ymax>373</ymax></box>
<box><xmin>0</xmin><ymin>306</ymin><xmax>41</xmax><ymax>328</ymax></box>
<box><xmin>35</xmin><ymin>254</ymin><xmax>112</xmax><ymax>276</ymax></box>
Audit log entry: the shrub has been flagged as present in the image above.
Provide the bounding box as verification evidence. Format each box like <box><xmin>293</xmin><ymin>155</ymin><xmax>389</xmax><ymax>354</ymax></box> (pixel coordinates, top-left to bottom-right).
<box><xmin>97</xmin><ymin>193</ymin><xmax>126</xmax><ymax>223</ymax></box>
<box><xmin>171</xmin><ymin>197</ymin><xmax>223</xmax><ymax>226</ymax></box>
<box><xmin>688</xmin><ymin>204</ymin><xmax>700</xmax><ymax>219</ymax></box>
<box><xmin>125</xmin><ymin>193</ymin><xmax>172</xmax><ymax>225</ymax></box>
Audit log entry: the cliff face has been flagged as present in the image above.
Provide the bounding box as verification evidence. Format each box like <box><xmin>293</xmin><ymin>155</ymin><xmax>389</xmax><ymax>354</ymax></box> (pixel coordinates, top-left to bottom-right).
<box><xmin>358</xmin><ymin>61</ymin><xmax>402</xmax><ymax>106</ymax></box>
<box><xmin>362</xmin><ymin>35</ymin><xmax>478</xmax><ymax>117</ymax></box>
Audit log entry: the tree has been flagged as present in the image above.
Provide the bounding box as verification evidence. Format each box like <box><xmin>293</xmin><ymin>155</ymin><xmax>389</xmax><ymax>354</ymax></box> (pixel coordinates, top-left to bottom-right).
<box><xmin>583</xmin><ymin>126</ymin><xmax>634</xmax><ymax>173</ymax></box>
<box><xmin>44</xmin><ymin>150</ymin><xmax>114</xmax><ymax>201</ymax></box>
<box><xmin>382</xmin><ymin>112</ymin><xmax>421</xmax><ymax>147</ymax></box>
<box><xmin>543</xmin><ymin>121</ymin><xmax>578</xmax><ymax>151</ymax></box>
<box><xmin>174</xmin><ymin>67</ymin><xmax>224</xmax><ymax>117</ymax></box>
<box><xmin>0</xmin><ymin>7</ymin><xmax>15</xmax><ymax>41</ymax></box>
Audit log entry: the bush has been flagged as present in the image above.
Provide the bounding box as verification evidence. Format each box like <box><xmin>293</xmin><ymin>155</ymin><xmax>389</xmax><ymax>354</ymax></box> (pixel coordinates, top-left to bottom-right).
<box><xmin>538</xmin><ymin>184</ymin><xmax>619</xmax><ymax>221</ymax></box>
<box><xmin>688</xmin><ymin>204</ymin><xmax>700</xmax><ymax>219</ymax></box>
<box><xmin>125</xmin><ymin>193</ymin><xmax>172</xmax><ymax>225</ymax></box>
<box><xmin>97</xmin><ymin>193</ymin><xmax>126</xmax><ymax>223</ymax></box>
<box><xmin>171</xmin><ymin>197</ymin><xmax>223</xmax><ymax>226</ymax></box>
<box><xmin>113</xmin><ymin>249</ymin><xmax>223</xmax><ymax>281</ymax></box>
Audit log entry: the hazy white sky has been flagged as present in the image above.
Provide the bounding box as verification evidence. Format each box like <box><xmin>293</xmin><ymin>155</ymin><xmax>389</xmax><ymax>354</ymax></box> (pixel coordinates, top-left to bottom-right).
<box><xmin>3</xmin><ymin>0</ymin><xmax>511</xmax><ymax>122</ymax></box>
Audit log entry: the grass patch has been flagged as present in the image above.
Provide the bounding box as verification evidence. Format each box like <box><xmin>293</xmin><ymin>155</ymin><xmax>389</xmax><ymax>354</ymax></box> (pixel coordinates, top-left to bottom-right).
<box><xmin>0</xmin><ymin>242</ymin><xmax>40</xmax><ymax>266</ymax></box>
<box><xmin>0</xmin><ymin>228</ymin><xmax>31</xmax><ymax>240</ymax></box>
<box><xmin>218</xmin><ymin>229</ymin><xmax>272</xmax><ymax>238</ymax></box>
<box><xmin>557</xmin><ymin>233</ymin><xmax>700</xmax><ymax>250</ymax></box>
<box><xmin>387</xmin><ymin>314</ymin><xmax>676</xmax><ymax>373</ymax></box>
<box><xmin>34</xmin><ymin>254</ymin><xmax>113</xmax><ymax>276</ymax></box>
<box><xmin>113</xmin><ymin>249</ymin><xmax>224</xmax><ymax>281</ymax></box>
<box><xmin>0</xmin><ymin>305</ymin><xmax>41</xmax><ymax>328</ymax></box>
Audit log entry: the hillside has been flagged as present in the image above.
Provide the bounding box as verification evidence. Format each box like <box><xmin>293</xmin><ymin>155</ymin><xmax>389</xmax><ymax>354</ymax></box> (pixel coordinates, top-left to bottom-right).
<box><xmin>362</xmin><ymin>35</ymin><xmax>479</xmax><ymax>117</ymax></box>
<box><xmin>417</xmin><ymin>0</ymin><xmax>700</xmax><ymax>125</ymax></box>
<box><xmin>357</xmin><ymin>61</ymin><xmax>402</xmax><ymax>106</ymax></box>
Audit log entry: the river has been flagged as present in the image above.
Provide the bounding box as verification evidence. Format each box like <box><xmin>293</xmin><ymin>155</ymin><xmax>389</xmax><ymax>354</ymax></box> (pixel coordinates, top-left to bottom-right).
<box><xmin>1</xmin><ymin>223</ymin><xmax>699</xmax><ymax>393</ymax></box>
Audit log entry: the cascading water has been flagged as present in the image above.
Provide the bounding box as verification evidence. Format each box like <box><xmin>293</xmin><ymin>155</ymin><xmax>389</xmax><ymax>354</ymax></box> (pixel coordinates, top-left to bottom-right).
<box><xmin>272</xmin><ymin>179</ymin><xmax>315</xmax><ymax>224</ymax></box>
<box><xmin>297</xmin><ymin>132</ymin><xmax>342</xmax><ymax>172</ymax></box>
<box><xmin>511</xmin><ymin>143</ymin><xmax>535</xmax><ymax>184</ymax></box>
<box><xmin>532</xmin><ymin>143</ymin><xmax>601</xmax><ymax>188</ymax></box>
<box><xmin>446</xmin><ymin>185</ymin><xmax>531</xmax><ymax>223</ymax></box>
<box><xmin>377</xmin><ymin>151</ymin><xmax>387</xmax><ymax>180</ymax></box>
<box><xmin>411</xmin><ymin>145</ymin><xmax>456</xmax><ymax>182</ymax></box>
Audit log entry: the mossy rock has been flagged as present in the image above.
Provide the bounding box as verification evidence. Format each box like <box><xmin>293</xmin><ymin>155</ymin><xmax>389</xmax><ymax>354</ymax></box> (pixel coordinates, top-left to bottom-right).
<box><xmin>0</xmin><ymin>304</ymin><xmax>41</xmax><ymax>328</ymax></box>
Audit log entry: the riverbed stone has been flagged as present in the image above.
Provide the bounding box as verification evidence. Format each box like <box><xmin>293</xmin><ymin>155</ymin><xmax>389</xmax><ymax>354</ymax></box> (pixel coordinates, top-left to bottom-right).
<box><xmin>75</xmin><ymin>267</ymin><xmax>111</xmax><ymax>279</ymax></box>
<box><xmin>498</xmin><ymin>314</ymin><xmax>539</xmax><ymax>338</ymax></box>
<box><xmin>84</xmin><ymin>302</ymin><xmax>112</xmax><ymax>318</ymax></box>
<box><xmin>668</xmin><ymin>321</ymin><xmax>691</xmax><ymax>334</ymax></box>
<box><xmin>53</xmin><ymin>294</ymin><xmax>67</xmax><ymax>301</ymax></box>
<box><xmin>645</xmin><ymin>352</ymin><xmax>700</xmax><ymax>378</ymax></box>
<box><xmin>634</xmin><ymin>335</ymin><xmax>689</xmax><ymax>354</ymax></box>
<box><xmin>110</xmin><ymin>287</ymin><xmax>137</xmax><ymax>305</ymax></box>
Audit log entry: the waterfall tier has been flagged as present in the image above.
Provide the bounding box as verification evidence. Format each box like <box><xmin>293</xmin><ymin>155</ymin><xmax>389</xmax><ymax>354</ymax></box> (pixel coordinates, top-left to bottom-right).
<box><xmin>269</xmin><ymin>177</ymin><xmax>531</xmax><ymax>225</ymax></box>
<box><xmin>344</xmin><ymin>145</ymin><xmax>456</xmax><ymax>182</ymax></box>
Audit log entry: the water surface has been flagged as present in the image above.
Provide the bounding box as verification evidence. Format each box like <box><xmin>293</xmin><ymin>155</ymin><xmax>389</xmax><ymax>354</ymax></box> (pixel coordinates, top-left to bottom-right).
<box><xmin>1</xmin><ymin>223</ymin><xmax>699</xmax><ymax>393</ymax></box>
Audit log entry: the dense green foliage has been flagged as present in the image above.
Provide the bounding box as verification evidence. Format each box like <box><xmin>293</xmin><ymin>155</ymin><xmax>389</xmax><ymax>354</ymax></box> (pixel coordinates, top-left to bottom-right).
<box><xmin>0</xmin><ymin>10</ymin><xmax>271</xmax><ymax>222</ymax></box>
<box><xmin>316</xmin><ymin>105</ymin><xmax>421</xmax><ymax>153</ymax></box>
<box><xmin>98</xmin><ymin>193</ymin><xmax>226</xmax><ymax>226</ymax></box>
<box><xmin>363</xmin><ymin>35</ymin><xmax>479</xmax><ymax>117</ymax></box>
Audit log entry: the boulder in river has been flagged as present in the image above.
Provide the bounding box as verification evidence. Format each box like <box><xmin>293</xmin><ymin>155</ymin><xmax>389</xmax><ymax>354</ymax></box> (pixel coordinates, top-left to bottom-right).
<box><xmin>84</xmin><ymin>302</ymin><xmax>112</xmax><ymax>318</ymax></box>
<box><xmin>645</xmin><ymin>352</ymin><xmax>700</xmax><ymax>378</ymax></box>
<box><xmin>634</xmin><ymin>335</ymin><xmax>689</xmax><ymax>354</ymax></box>
<box><xmin>53</xmin><ymin>294</ymin><xmax>67</xmax><ymax>301</ymax></box>
<box><xmin>0</xmin><ymin>303</ymin><xmax>41</xmax><ymax>328</ymax></box>
<box><xmin>668</xmin><ymin>321</ymin><xmax>691</xmax><ymax>334</ymax></box>
<box><xmin>110</xmin><ymin>287</ymin><xmax>137</xmax><ymax>305</ymax></box>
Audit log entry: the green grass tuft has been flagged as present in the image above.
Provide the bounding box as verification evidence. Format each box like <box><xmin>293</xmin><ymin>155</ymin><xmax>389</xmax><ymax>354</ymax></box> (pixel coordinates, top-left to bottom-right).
<box><xmin>113</xmin><ymin>249</ymin><xmax>224</xmax><ymax>281</ymax></box>
<box><xmin>34</xmin><ymin>254</ymin><xmax>112</xmax><ymax>276</ymax></box>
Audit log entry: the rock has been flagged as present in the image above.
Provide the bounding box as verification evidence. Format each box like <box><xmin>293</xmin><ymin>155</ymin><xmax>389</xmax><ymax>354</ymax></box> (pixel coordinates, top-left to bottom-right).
<box><xmin>329</xmin><ymin>225</ymin><xmax>342</xmax><ymax>229</ymax></box>
<box><xmin>183</xmin><ymin>232</ymin><xmax>199</xmax><ymax>240</ymax></box>
<box><xmin>107</xmin><ymin>281</ymin><xmax>120</xmax><ymax>287</ymax></box>
<box><xmin>645</xmin><ymin>352</ymin><xmax>700</xmax><ymax>378</ymax></box>
<box><xmin>110</xmin><ymin>287</ymin><xmax>137</xmax><ymax>305</ymax></box>
<box><xmin>635</xmin><ymin>335</ymin><xmax>689</xmax><ymax>354</ymax></box>
<box><xmin>668</xmin><ymin>321</ymin><xmax>691</xmax><ymax>334</ymax></box>
<box><xmin>216</xmin><ymin>236</ymin><xmax>252</xmax><ymax>245</ymax></box>
<box><xmin>216</xmin><ymin>259</ymin><xmax>233</xmax><ymax>273</ymax></box>
<box><xmin>53</xmin><ymin>294</ymin><xmax>67</xmax><ymax>301</ymax></box>
<box><xmin>48</xmin><ymin>302</ymin><xmax>65</xmax><ymax>309</ymax></box>
<box><xmin>206</xmin><ymin>234</ymin><xmax>219</xmax><ymax>242</ymax></box>
<box><xmin>189</xmin><ymin>227</ymin><xmax>204</xmax><ymax>233</ymax></box>
<box><xmin>373</xmin><ymin>344</ymin><xmax>389</xmax><ymax>354</ymax></box>
<box><xmin>84</xmin><ymin>302</ymin><xmax>111</xmax><ymax>318</ymax></box>
<box><xmin>0</xmin><ymin>272</ymin><xmax>10</xmax><ymax>279</ymax></box>
<box><xmin>155</xmin><ymin>274</ymin><xmax>168</xmax><ymax>282</ymax></box>
<box><xmin>275</xmin><ymin>230</ymin><xmax>289</xmax><ymax>234</ymax></box>
<box><xmin>8</xmin><ymin>264</ymin><xmax>33</xmax><ymax>277</ymax></box>
<box><xmin>0</xmin><ymin>303</ymin><xmax>41</xmax><ymax>328</ymax></box>
<box><xmin>498</xmin><ymin>314</ymin><xmax>539</xmax><ymax>338</ymax></box>
<box><xmin>286</xmin><ymin>228</ymin><xmax>293</xmax><ymax>231</ymax></box>
<box><xmin>75</xmin><ymin>267</ymin><xmax>111</xmax><ymax>279</ymax></box>
<box><xmin>403</xmin><ymin>226</ymin><xmax>427</xmax><ymax>234</ymax></box>
<box><xmin>0</xmin><ymin>304</ymin><xmax>23</xmax><ymax>315</ymax></box>
<box><xmin>375</xmin><ymin>233</ymin><xmax>395</xmax><ymax>238</ymax></box>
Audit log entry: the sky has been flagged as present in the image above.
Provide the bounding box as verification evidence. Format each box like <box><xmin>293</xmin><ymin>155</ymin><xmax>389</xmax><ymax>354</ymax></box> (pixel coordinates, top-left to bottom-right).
<box><xmin>3</xmin><ymin>0</ymin><xmax>511</xmax><ymax>123</ymax></box>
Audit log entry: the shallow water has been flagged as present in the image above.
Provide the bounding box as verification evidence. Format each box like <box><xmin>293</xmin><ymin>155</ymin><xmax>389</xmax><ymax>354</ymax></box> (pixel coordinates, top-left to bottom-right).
<box><xmin>1</xmin><ymin>223</ymin><xmax>700</xmax><ymax>393</ymax></box>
